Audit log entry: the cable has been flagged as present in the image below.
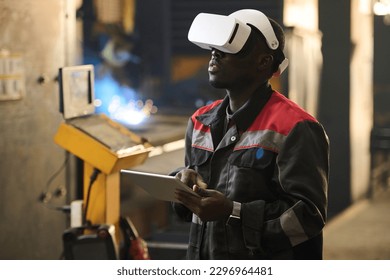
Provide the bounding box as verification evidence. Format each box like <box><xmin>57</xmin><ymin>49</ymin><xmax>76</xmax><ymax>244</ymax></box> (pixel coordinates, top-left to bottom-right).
<box><xmin>39</xmin><ymin>152</ymin><xmax>70</xmax><ymax>210</ymax></box>
<box><xmin>44</xmin><ymin>152</ymin><xmax>70</xmax><ymax>194</ymax></box>
<box><xmin>41</xmin><ymin>203</ymin><xmax>71</xmax><ymax>213</ymax></box>
<box><xmin>83</xmin><ymin>168</ymin><xmax>101</xmax><ymax>226</ymax></box>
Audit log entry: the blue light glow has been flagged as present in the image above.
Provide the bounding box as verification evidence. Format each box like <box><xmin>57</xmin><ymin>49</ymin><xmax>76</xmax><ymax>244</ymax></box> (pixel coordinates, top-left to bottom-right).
<box><xmin>94</xmin><ymin>72</ymin><xmax>150</xmax><ymax>126</ymax></box>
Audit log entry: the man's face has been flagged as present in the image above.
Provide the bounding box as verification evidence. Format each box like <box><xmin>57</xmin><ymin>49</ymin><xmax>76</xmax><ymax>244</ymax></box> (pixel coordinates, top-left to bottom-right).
<box><xmin>208</xmin><ymin>33</ymin><xmax>268</xmax><ymax>90</ymax></box>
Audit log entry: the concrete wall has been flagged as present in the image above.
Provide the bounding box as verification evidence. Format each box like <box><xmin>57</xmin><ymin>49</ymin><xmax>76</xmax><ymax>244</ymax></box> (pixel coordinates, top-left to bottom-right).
<box><xmin>0</xmin><ymin>0</ymin><xmax>77</xmax><ymax>259</ymax></box>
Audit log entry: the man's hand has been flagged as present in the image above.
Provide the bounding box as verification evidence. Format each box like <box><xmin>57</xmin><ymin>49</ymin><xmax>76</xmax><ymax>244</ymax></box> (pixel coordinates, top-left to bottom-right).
<box><xmin>175</xmin><ymin>169</ymin><xmax>208</xmax><ymax>189</ymax></box>
<box><xmin>175</xmin><ymin>184</ymin><xmax>233</xmax><ymax>222</ymax></box>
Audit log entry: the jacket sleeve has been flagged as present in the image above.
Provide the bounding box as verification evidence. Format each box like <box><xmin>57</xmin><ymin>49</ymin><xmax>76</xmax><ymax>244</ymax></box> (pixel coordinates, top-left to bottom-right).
<box><xmin>171</xmin><ymin>118</ymin><xmax>195</xmax><ymax>222</ymax></box>
<box><xmin>241</xmin><ymin>120</ymin><xmax>329</xmax><ymax>254</ymax></box>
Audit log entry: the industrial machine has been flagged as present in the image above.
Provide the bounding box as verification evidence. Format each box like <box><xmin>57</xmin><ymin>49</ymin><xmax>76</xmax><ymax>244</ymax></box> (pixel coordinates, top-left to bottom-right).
<box><xmin>54</xmin><ymin>64</ymin><xmax>152</xmax><ymax>259</ymax></box>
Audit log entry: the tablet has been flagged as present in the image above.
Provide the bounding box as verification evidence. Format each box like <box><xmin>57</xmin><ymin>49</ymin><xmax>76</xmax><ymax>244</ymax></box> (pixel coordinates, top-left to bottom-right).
<box><xmin>121</xmin><ymin>170</ymin><xmax>200</xmax><ymax>203</ymax></box>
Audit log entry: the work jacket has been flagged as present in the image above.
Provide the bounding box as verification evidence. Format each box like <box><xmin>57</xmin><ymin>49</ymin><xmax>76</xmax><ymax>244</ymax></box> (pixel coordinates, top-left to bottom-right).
<box><xmin>173</xmin><ymin>83</ymin><xmax>330</xmax><ymax>259</ymax></box>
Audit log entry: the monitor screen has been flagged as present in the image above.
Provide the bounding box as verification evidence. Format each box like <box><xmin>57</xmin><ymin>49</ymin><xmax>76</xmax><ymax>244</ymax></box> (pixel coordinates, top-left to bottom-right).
<box><xmin>59</xmin><ymin>64</ymin><xmax>95</xmax><ymax>119</ymax></box>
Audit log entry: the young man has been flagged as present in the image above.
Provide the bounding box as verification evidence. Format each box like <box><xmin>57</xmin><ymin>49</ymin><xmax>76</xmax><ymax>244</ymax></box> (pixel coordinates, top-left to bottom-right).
<box><xmin>173</xmin><ymin>9</ymin><xmax>329</xmax><ymax>260</ymax></box>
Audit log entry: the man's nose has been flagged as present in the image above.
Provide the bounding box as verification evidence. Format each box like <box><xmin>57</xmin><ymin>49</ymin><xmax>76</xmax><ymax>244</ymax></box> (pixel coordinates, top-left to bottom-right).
<box><xmin>211</xmin><ymin>48</ymin><xmax>225</xmax><ymax>58</ymax></box>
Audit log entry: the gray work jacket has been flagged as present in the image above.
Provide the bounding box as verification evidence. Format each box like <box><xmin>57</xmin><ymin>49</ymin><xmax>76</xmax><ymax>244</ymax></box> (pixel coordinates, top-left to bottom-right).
<box><xmin>173</xmin><ymin>85</ymin><xmax>329</xmax><ymax>259</ymax></box>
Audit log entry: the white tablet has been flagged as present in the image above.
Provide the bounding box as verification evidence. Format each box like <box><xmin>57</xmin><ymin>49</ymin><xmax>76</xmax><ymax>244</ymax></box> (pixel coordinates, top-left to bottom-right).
<box><xmin>121</xmin><ymin>170</ymin><xmax>200</xmax><ymax>203</ymax></box>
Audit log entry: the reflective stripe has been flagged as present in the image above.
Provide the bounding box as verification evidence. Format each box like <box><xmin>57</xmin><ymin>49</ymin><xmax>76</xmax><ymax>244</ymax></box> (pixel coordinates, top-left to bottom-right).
<box><xmin>234</xmin><ymin>130</ymin><xmax>286</xmax><ymax>152</ymax></box>
<box><xmin>192</xmin><ymin>214</ymin><xmax>202</xmax><ymax>225</ymax></box>
<box><xmin>192</xmin><ymin>129</ymin><xmax>214</xmax><ymax>151</ymax></box>
<box><xmin>280</xmin><ymin>203</ymin><xmax>308</xmax><ymax>246</ymax></box>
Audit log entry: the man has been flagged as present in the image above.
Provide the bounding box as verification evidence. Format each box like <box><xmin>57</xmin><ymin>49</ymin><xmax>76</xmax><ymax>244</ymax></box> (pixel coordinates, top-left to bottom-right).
<box><xmin>173</xmin><ymin>9</ymin><xmax>329</xmax><ymax>260</ymax></box>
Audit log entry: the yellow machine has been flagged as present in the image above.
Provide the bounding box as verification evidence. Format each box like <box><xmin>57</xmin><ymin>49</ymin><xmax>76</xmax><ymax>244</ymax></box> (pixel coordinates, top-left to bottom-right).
<box><xmin>54</xmin><ymin>65</ymin><xmax>152</xmax><ymax>259</ymax></box>
<box><xmin>54</xmin><ymin>114</ymin><xmax>152</xmax><ymax>227</ymax></box>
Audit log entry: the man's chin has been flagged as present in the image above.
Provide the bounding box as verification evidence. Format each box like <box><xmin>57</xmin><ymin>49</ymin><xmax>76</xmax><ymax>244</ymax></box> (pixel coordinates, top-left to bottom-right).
<box><xmin>209</xmin><ymin>79</ymin><xmax>225</xmax><ymax>89</ymax></box>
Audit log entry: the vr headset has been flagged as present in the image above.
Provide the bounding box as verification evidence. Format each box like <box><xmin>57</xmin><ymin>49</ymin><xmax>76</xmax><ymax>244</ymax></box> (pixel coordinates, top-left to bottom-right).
<box><xmin>188</xmin><ymin>9</ymin><xmax>289</xmax><ymax>77</ymax></box>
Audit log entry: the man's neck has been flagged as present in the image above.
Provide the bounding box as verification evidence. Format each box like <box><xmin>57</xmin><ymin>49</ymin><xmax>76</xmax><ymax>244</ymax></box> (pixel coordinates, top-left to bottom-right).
<box><xmin>227</xmin><ymin>82</ymin><xmax>268</xmax><ymax>113</ymax></box>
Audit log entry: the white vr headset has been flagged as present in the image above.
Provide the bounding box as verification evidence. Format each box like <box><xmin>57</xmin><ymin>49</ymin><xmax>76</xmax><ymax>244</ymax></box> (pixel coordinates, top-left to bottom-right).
<box><xmin>188</xmin><ymin>9</ymin><xmax>289</xmax><ymax>76</ymax></box>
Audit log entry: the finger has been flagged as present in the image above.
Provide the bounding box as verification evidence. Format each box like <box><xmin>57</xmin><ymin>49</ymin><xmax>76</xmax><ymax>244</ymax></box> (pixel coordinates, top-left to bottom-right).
<box><xmin>196</xmin><ymin>178</ymin><xmax>208</xmax><ymax>189</ymax></box>
<box><xmin>177</xmin><ymin>170</ymin><xmax>197</xmax><ymax>187</ymax></box>
<box><xmin>175</xmin><ymin>188</ymin><xmax>201</xmax><ymax>209</ymax></box>
<box><xmin>175</xmin><ymin>188</ymin><xmax>199</xmax><ymax>201</ymax></box>
<box><xmin>175</xmin><ymin>172</ymin><xmax>182</xmax><ymax>180</ymax></box>
<box><xmin>193</xmin><ymin>185</ymin><xmax>209</xmax><ymax>197</ymax></box>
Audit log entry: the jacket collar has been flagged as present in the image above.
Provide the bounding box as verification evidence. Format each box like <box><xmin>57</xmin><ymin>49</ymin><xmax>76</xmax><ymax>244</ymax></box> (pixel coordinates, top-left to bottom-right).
<box><xmin>196</xmin><ymin>82</ymin><xmax>273</xmax><ymax>132</ymax></box>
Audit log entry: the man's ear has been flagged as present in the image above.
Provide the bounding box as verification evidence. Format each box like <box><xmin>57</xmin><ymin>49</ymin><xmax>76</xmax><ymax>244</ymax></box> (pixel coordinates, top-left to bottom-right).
<box><xmin>258</xmin><ymin>54</ymin><xmax>274</xmax><ymax>71</ymax></box>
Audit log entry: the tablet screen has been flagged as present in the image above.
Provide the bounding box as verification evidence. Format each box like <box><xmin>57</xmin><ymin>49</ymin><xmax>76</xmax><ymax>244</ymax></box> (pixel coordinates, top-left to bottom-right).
<box><xmin>122</xmin><ymin>170</ymin><xmax>200</xmax><ymax>203</ymax></box>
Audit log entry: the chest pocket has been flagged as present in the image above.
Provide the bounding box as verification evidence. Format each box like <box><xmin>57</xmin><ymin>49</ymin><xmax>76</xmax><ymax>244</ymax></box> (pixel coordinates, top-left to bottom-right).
<box><xmin>189</xmin><ymin>147</ymin><xmax>213</xmax><ymax>183</ymax></box>
<box><xmin>227</xmin><ymin>147</ymin><xmax>277</xmax><ymax>201</ymax></box>
<box><xmin>229</xmin><ymin>147</ymin><xmax>275</xmax><ymax>169</ymax></box>
<box><xmin>190</xmin><ymin>147</ymin><xmax>211</xmax><ymax>166</ymax></box>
